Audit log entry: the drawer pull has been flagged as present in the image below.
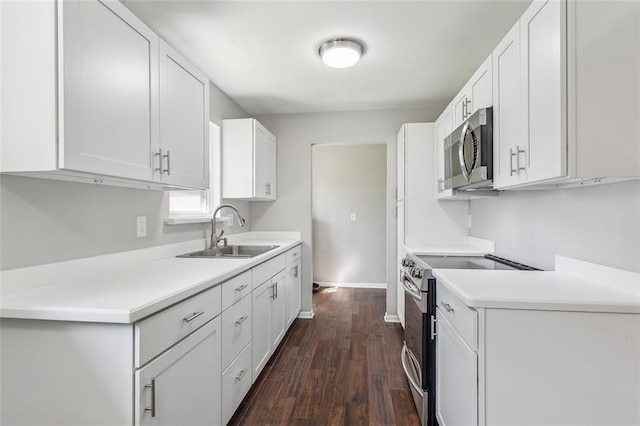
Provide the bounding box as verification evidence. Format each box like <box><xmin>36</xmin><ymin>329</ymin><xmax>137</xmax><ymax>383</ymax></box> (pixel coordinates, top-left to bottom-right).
<box><xmin>235</xmin><ymin>315</ymin><xmax>249</xmax><ymax>325</ymax></box>
<box><xmin>144</xmin><ymin>379</ymin><xmax>156</xmax><ymax>417</ymax></box>
<box><xmin>235</xmin><ymin>284</ymin><xmax>248</xmax><ymax>292</ymax></box>
<box><xmin>235</xmin><ymin>368</ymin><xmax>248</xmax><ymax>381</ymax></box>
<box><xmin>442</xmin><ymin>302</ymin><xmax>454</xmax><ymax>313</ymax></box>
<box><xmin>183</xmin><ymin>311</ymin><xmax>205</xmax><ymax>322</ymax></box>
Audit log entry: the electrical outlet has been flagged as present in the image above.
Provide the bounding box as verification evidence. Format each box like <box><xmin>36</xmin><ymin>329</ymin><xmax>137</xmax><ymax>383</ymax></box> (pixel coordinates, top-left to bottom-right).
<box><xmin>136</xmin><ymin>216</ymin><xmax>147</xmax><ymax>237</ymax></box>
<box><xmin>351</xmin><ymin>213</ymin><xmax>357</xmax><ymax>221</ymax></box>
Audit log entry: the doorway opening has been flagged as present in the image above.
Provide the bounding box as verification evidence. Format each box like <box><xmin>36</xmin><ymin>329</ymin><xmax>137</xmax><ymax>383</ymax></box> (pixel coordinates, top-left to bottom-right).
<box><xmin>311</xmin><ymin>144</ymin><xmax>387</xmax><ymax>289</ymax></box>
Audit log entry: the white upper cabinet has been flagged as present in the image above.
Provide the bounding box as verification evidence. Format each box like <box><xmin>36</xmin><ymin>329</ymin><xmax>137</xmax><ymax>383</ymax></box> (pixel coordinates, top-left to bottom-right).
<box><xmin>0</xmin><ymin>0</ymin><xmax>210</xmax><ymax>190</ymax></box>
<box><xmin>492</xmin><ymin>21</ymin><xmax>523</xmax><ymax>189</ymax></box>
<box><xmin>494</xmin><ymin>0</ymin><xmax>640</xmax><ymax>189</ymax></box>
<box><xmin>158</xmin><ymin>41</ymin><xmax>210</xmax><ymax>189</ymax></box>
<box><xmin>434</xmin><ymin>105</ymin><xmax>454</xmax><ymax>199</ymax></box>
<box><xmin>452</xmin><ymin>55</ymin><xmax>493</xmax><ymax>130</ymax></box>
<box><xmin>60</xmin><ymin>0</ymin><xmax>159</xmax><ymax>182</ymax></box>
<box><xmin>222</xmin><ymin>118</ymin><xmax>277</xmax><ymax>201</ymax></box>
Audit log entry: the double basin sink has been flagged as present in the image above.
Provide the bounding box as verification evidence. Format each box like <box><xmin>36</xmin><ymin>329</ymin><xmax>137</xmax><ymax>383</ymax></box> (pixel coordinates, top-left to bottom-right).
<box><xmin>178</xmin><ymin>245</ymin><xmax>280</xmax><ymax>259</ymax></box>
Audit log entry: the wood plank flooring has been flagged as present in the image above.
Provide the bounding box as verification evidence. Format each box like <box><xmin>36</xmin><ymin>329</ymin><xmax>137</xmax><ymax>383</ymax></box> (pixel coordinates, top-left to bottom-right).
<box><xmin>229</xmin><ymin>288</ymin><xmax>420</xmax><ymax>425</ymax></box>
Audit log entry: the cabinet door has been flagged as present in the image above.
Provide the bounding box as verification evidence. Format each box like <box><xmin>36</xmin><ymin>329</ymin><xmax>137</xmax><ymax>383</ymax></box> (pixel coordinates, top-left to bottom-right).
<box><xmin>265</xmin><ymin>131</ymin><xmax>277</xmax><ymax>199</ymax></box>
<box><xmin>252</xmin><ymin>280</ymin><xmax>272</xmax><ymax>380</ymax></box>
<box><xmin>436</xmin><ymin>309</ymin><xmax>478</xmax><ymax>426</ymax></box>
<box><xmin>397</xmin><ymin>125</ymin><xmax>406</xmax><ymax>201</ymax></box>
<box><xmin>270</xmin><ymin>272</ymin><xmax>286</xmax><ymax>350</ymax></box>
<box><xmin>285</xmin><ymin>260</ymin><xmax>301</xmax><ymax>328</ymax></box>
<box><xmin>520</xmin><ymin>0</ymin><xmax>567</xmax><ymax>183</ymax></box>
<box><xmin>492</xmin><ymin>22</ymin><xmax>523</xmax><ymax>189</ymax></box>
<box><xmin>254</xmin><ymin>122</ymin><xmax>276</xmax><ymax>199</ymax></box>
<box><xmin>61</xmin><ymin>0</ymin><xmax>159</xmax><ymax>181</ymax></box>
<box><xmin>135</xmin><ymin>317</ymin><xmax>221</xmax><ymax>426</ymax></box>
<box><xmin>469</xmin><ymin>55</ymin><xmax>492</xmax><ymax>113</ymax></box>
<box><xmin>452</xmin><ymin>90</ymin><xmax>469</xmax><ymax>130</ymax></box>
<box><xmin>158</xmin><ymin>40</ymin><xmax>209</xmax><ymax>189</ymax></box>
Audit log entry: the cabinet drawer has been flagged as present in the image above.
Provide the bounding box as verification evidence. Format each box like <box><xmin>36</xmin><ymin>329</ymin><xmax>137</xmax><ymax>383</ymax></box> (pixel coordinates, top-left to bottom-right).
<box><xmin>221</xmin><ymin>293</ymin><xmax>252</xmax><ymax>369</ymax></box>
<box><xmin>285</xmin><ymin>245</ymin><xmax>301</xmax><ymax>265</ymax></box>
<box><xmin>222</xmin><ymin>342</ymin><xmax>253</xmax><ymax>425</ymax></box>
<box><xmin>135</xmin><ymin>284</ymin><xmax>222</xmax><ymax>367</ymax></box>
<box><xmin>221</xmin><ymin>271</ymin><xmax>252</xmax><ymax>311</ymax></box>
<box><xmin>252</xmin><ymin>254</ymin><xmax>285</xmax><ymax>290</ymax></box>
<box><xmin>436</xmin><ymin>282</ymin><xmax>477</xmax><ymax>351</ymax></box>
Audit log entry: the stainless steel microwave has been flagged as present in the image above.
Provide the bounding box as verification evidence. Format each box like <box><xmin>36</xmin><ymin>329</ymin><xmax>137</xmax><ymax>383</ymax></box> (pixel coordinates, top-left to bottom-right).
<box><xmin>444</xmin><ymin>107</ymin><xmax>493</xmax><ymax>191</ymax></box>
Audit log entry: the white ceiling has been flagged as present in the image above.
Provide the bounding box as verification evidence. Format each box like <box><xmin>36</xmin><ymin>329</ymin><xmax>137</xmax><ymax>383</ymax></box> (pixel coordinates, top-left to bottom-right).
<box><xmin>124</xmin><ymin>0</ymin><xmax>532</xmax><ymax>116</ymax></box>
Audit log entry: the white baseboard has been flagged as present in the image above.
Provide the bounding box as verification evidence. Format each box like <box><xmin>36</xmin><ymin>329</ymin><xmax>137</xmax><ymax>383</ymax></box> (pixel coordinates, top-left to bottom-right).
<box><xmin>384</xmin><ymin>313</ymin><xmax>400</xmax><ymax>323</ymax></box>
<box><xmin>297</xmin><ymin>310</ymin><xmax>315</xmax><ymax>319</ymax></box>
<box><xmin>315</xmin><ymin>281</ymin><xmax>387</xmax><ymax>289</ymax></box>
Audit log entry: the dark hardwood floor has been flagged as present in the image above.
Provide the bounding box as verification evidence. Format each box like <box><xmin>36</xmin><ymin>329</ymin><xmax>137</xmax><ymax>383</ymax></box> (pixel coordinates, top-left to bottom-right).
<box><xmin>229</xmin><ymin>287</ymin><xmax>420</xmax><ymax>425</ymax></box>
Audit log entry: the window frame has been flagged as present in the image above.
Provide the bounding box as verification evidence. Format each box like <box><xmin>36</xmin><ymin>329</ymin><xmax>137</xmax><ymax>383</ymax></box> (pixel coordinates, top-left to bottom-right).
<box><xmin>165</xmin><ymin>122</ymin><xmax>223</xmax><ymax>224</ymax></box>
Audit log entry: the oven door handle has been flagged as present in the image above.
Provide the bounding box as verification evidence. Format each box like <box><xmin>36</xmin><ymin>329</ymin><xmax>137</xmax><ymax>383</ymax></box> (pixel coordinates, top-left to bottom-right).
<box><xmin>401</xmin><ymin>343</ymin><xmax>423</xmax><ymax>395</ymax></box>
<box><xmin>402</xmin><ymin>274</ymin><xmax>422</xmax><ymax>302</ymax></box>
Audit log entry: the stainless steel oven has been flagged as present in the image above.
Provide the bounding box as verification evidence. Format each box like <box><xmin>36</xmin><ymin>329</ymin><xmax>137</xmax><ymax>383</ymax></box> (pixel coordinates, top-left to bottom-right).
<box><xmin>400</xmin><ymin>253</ymin><xmax>540</xmax><ymax>426</ymax></box>
<box><xmin>401</xmin><ymin>256</ymin><xmax>435</xmax><ymax>426</ymax></box>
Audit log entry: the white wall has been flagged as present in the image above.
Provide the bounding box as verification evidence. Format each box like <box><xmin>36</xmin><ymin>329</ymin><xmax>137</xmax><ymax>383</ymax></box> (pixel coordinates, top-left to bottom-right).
<box><xmin>470</xmin><ymin>180</ymin><xmax>640</xmax><ymax>272</ymax></box>
<box><xmin>312</xmin><ymin>144</ymin><xmax>387</xmax><ymax>285</ymax></box>
<box><xmin>0</xmin><ymin>83</ymin><xmax>250</xmax><ymax>270</ymax></box>
<box><xmin>252</xmin><ymin>107</ymin><xmax>442</xmax><ymax>317</ymax></box>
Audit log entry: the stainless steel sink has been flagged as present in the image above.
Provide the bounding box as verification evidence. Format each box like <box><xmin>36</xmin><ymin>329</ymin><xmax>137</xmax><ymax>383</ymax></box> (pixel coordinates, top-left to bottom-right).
<box><xmin>177</xmin><ymin>245</ymin><xmax>280</xmax><ymax>259</ymax></box>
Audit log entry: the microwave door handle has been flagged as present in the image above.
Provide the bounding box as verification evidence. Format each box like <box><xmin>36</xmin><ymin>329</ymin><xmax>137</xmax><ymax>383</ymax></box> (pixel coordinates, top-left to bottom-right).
<box><xmin>457</xmin><ymin>121</ymin><xmax>478</xmax><ymax>182</ymax></box>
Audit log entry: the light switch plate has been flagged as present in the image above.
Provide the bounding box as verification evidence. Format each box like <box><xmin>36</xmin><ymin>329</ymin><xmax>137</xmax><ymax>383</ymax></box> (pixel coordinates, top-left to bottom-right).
<box><xmin>351</xmin><ymin>213</ymin><xmax>357</xmax><ymax>221</ymax></box>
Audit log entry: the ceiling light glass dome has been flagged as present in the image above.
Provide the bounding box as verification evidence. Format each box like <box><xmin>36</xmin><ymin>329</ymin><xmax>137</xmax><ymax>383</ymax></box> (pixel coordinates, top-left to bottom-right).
<box><xmin>318</xmin><ymin>38</ymin><xmax>365</xmax><ymax>68</ymax></box>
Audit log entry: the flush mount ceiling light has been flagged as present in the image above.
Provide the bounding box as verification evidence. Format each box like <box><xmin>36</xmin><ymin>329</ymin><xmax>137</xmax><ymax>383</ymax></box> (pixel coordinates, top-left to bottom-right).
<box><xmin>318</xmin><ymin>38</ymin><xmax>365</xmax><ymax>68</ymax></box>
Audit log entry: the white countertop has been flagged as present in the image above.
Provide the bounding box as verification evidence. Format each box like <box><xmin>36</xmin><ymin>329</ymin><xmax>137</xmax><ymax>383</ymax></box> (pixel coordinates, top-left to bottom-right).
<box><xmin>0</xmin><ymin>234</ymin><xmax>301</xmax><ymax>323</ymax></box>
<box><xmin>433</xmin><ymin>256</ymin><xmax>640</xmax><ymax>314</ymax></box>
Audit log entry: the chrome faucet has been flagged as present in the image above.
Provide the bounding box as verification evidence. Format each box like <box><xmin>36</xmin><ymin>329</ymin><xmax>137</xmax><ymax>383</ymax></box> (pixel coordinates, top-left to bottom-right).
<box><xmin>210</xmin><ymin>204</ymin><xmax>247</xmax><ymax>249</ymax></box>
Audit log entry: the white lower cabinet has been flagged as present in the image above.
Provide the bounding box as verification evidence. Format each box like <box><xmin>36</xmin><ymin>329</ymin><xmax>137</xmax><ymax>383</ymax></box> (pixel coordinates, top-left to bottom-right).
<box><xmin>270</xmin><ymin>271</ymin><xmax>286</xmax><ymax>350</ymax></box>
<box><xmin>221</xmin><ymin>342</ymin><xmax>253</xmax><ymax>425</ymax></box>
<box><xmin>435</xmin><ymin>308</ymin><xmax>477</xmax><ymax>426</ymax></box>
<box><xmin>435</xmin><ymin>281</ymin><xmax>640</xmax><ymax>425</ymax></box>
<box><xmin>0</xmin><ymin>246</ymin><xmax>303</xmax><ymax>425</ymax></box>
<box><xmin>135</xmin><ymin>317</ymin><xmax>221</xmax><ymax>426</ymax></box>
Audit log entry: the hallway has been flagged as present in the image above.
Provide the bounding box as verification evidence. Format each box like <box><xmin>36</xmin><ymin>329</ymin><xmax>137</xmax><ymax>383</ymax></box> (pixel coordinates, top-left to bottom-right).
<box><xmin>230</xmin><ymin>288</ymin><xmax>420</xmax><ymax>425</ymax></box>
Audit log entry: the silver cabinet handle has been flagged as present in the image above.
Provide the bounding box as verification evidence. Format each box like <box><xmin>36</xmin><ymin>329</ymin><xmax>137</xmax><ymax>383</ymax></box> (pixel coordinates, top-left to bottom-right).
<box><xmin>466</xmin><ymin>98</ymin><xmax>472</xmax><ymax>118</ymax></box>
<box><xmin>294</xmin><ymin>265</ymin><xmax>299</xmax><ymax>278</ymax></box>
<box><xmin>515</xmin><ymin>145</ymin><xmax>526</xmax><ymax>173</ymax></box>
<box><xmin>154</xmin><ymin>149</ymin><xmax>163</xmax><ymax>173</ymax></box>
<box><xmin>271</xmin><ymin>282</ymin><xmax>276</xmax><ymax>299</ymax></box>
<box><xmin>235</xmin><ymin>315</ymin><xmax>249</xmax><ymax>325</ymax></box>
<box><xmin>510</xmin><ymin>148</ymin><xmax>517</xmax><ymax>176</ymax></box>
<box><xmin>235</xmin><ymin>368</ymin><xmax>248</xmax><ymax>381</ymax></box>
<box><xmin>265</xmin><ymin>183</ymin><xmax>271</xmax><ymax>195</ymax></box>
<box><xmin>442</xmin><ymin>302</ymin><xmax>454</xmax><ymax>313</ymax></box>
<box><xmin>144</xmin><ymin>379</ymin><xmax>156</xmax><ymax>417</ymax></box>
<box><xmin>275</xmin><ymin>281</ymin><xmax>278</xmax><ymax>299</ymax></box>
<box><xmin>183</xmin><ymin>311</ymin><xmax>205</xmax><ymax>322</ymax></box>
<box><xmin>235</xmin><ymin>284</ymin><xmax>248</xmax><ymax>292</ymax></box>
<box><xmin>437</xmin><ymin>178</ymin><xmax>444</xmax><ymax>193</ymax></box>
<box><xmin>162</xmin><ymin>150</ymin><xmax>171</xmax><ymax>175</ymax></box>
<box><xmin>462</xmin><ymin>98</ymin><xmax>467</xmax><ymax>120</ymax></box>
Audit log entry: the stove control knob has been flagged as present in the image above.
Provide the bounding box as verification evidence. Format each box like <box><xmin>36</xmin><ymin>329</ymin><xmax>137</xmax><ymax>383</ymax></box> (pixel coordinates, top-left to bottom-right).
<box><xmin>414</xmin><ymin>269</ymin><xmax>424</xmax><ymax>279</ymax></box>
<box><xmin>401</xmin><ymin>258</ymin><xmax>410</xmax><ymax>267</ymax></box>
<box><xmin>408</xmin><ymin>260</ymin><xmax>415</xmax><ymax>268</ymax></box>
